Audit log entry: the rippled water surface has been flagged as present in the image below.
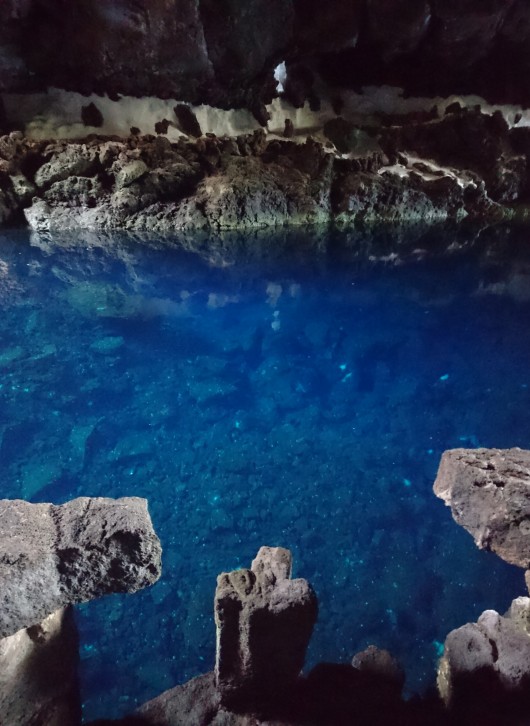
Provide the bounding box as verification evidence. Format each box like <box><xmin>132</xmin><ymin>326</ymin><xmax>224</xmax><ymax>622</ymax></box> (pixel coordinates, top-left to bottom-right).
<box><xmin>0</xmin><ymin>226</ymin><xmax>529</xmax><ymax>721</ymax></box>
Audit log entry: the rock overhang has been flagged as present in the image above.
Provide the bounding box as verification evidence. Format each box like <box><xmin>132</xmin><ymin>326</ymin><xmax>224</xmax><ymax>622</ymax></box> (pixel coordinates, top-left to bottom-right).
<box><xmin>1</xmin><ymin>1</ymin><xmax>530</xmax><ymax>108</ymax></box>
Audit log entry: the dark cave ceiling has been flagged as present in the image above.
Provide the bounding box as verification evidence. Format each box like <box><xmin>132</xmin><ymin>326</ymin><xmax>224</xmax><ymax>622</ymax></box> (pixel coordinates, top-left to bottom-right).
<box><xmin>1</xmin><ymin>0</ymin><xmax>529</xmax><ymax>108</ymax></box>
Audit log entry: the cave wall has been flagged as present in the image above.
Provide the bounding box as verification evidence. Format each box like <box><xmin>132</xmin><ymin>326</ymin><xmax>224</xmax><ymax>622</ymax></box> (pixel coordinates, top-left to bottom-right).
<box><xmin>2</xmin><ymin>0</ymin><xmax>530</xmax><ymax>108</ymax></box>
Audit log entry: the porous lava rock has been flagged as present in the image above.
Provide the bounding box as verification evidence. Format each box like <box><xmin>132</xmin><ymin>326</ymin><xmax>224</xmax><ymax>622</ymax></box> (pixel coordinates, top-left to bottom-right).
<box><xmin>215</xmin><ymin>546</ymin><xmax>318</xmax><ymax>709</ymax></box>
<box><xmin>379</xmin><ymin>108</ymin><xmax>527</xmax><ymax>205</ymax></box>
<box><xmin>438</xmin><ymin>598</ymin><xmax>530</xmax><ymax>720</ymax></box>
<box><xmin>0</xmin><ymin>607</ymin><xmax>81</xmax><ymax>726</ymax></box>
<box><xmin>125</xmin><ymin>547</ymin><xmax>318</xmax><ymax>725</ymax></box>
<box><xmin>0</xmin><ymin>496</ymin><xmax>161</xmax><ymax>638</ymax></box>
<box><xmin>2</xmin><ymin>109</ymin><xmax>520</xmax><ymax>233</ymax></box>
<box><xmin>109</xmin><ymin>546</ymin><xmax>446</xmax><ymax>726</ymax></box>
<box><xmin>433</xmin><ymin>447</ymin><xmax>530</xmax><ymax>569</ymax></box>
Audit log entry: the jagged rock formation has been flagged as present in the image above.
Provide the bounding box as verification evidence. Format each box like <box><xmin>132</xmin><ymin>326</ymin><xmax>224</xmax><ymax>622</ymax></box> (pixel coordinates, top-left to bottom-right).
<box><xmin>117</xmin><ymin>550</ymin><xmax>445</xmax><ymax>726</ymax></box>
<box><xmin>0</xmin><ymin>496</ymin><xmax>161</xmax><ymax>638</ymax></box>
<box><xmin>132</xmin><ymin>546</ymin><xmax>318</xmax><ymax>725</ymax></box>
<box><xmin>434</xmin><ymin>447</ymin><xmax>530</xmax><ymax>723</ymax></box>
<box><xmin>0</xmin><ymin>607</ymin><xmax>80</xmax><ymax>726</ymax></box>
<box><xmin>433</xmin><ymin>447</ymin><xmax>530</xmax><ymax>570</ymax></box>
<box><xmin>2</xmin><ymin>1</ymin><xmax>530</xmax><ymax>108</ymax></box>
<box><xmin>214</xmin><ymin>546</ymin><xmax>318</xmax><ymax>708</ymax></box>
<box><xmin>438</xmin><ymin>597</ymin><xmax>530</xmax><ymax>723</ymax></box>
<box><xmin>2</xmin><ymin>106</ymin><xmax>529</xmax><ymax>232</ymax></box>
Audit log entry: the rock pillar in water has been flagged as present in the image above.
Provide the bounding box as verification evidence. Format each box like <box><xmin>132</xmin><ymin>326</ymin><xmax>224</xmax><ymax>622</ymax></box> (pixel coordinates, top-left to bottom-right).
<box><xmin>214</xmin><ymin>546</ymin><xmax>318</xmax><ymax>708</ymax></box>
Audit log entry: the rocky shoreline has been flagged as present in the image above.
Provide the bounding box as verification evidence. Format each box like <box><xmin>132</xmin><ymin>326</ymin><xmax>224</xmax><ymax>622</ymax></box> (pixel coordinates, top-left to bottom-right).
<box><xmin>3</xmin><ymin>449</ymin><xmax>530</xmax><ymax>725</ymax></box>
<box><xmin>1</xmin><ymin>105</ymin><xmax>530</xmax><ymax>234</ymax></box>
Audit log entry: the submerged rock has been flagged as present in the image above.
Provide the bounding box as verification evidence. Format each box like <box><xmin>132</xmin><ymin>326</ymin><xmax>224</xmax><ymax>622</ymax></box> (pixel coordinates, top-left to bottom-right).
<box><xmin>0</xmin><ymin>496</ymin><xmax>161</xmax><ymax>637</ymax></box>
<box><xmin>434</xmin><ymin>447</ymin><xmax>530</xmax><ymax>569</ymax></box>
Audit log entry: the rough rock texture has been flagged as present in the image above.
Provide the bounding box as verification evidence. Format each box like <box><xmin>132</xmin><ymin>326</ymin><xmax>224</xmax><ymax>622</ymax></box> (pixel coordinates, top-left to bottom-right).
<box><xmin>3</xmin><ymin>0</ymin><xmax>530</xmax><ymax>106</ymax></box>
<box><xmin>2</xmin><ymin>107</ymin><xmax>525</xmax><ymax>232</ymax></box>
<box><xmin>173</xmin><ymin>104</ymin><xmax>202</xmax><ymax>138</ymax></box>
<box><xmin>380</xmin><ymin>109</ymin><xmax>527</xmax><ymax>205</ymax></box>
<box><xmin>215</xmin><ymin>546</ymin><xmax>317</xmax><ymax>709</ymax></box>
<box><xmin>123</xmin><ymin>549</ymin><xmax>428</xmax><ymax>726</ymax></box>
<box><xmin>319</xmin><ymin>0</ymin><xmax>530</xmax><ymax>107</ymax></box>
<box><xmin>438</xmin><ymin>598</ymin><xmax>530</xmax><ymax>720</ymax></box>
<box><xmin>434</xmin><ymin>447</ymin><xmax>530</xmax><ymax>569</ymax></box>
<box><xmin>0</xmin><ymin>607</ymin><xmax>81</xmax><ymax>726</ymax></box>
<box><xmin>351</xmin><ymin>645</ymin><xmax>405</xmax><ymax>695</ymax></box>
<box><xmin>0</xmin><ymin>496</ymin><xmax>161</xmax><ymax>637</ymax></box>
<box><xmin>135</xmin><ymin>672</ymin><xmax>221</xmax><ymax>726</ymax></box>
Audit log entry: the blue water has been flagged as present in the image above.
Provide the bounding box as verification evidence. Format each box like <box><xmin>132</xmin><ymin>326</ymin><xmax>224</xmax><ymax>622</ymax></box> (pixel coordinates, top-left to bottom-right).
<box><xmin>0</xmin><ymin>226</ymin><xmax>528</xmax><ymax>721</ymax></box>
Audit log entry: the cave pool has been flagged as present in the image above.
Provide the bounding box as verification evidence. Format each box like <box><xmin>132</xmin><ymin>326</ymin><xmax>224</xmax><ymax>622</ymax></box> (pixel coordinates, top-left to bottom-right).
<box><xmin>0</xmin><ymin>225</ymin><xmax>528</xmax><ymax>721</ymax></box>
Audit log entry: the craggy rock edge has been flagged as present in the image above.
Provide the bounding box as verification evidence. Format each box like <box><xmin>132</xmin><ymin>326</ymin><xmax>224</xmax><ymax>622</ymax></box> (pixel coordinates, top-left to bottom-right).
<box><xmin>0</xmin><ymin>496</ymin><xmax>162</xmax><ymax>638</ymax></box>
<box><xmin>3</xmin><ymin>106</ymin><xmax>530</xmax><ymax>233</ymax></box>
<box><xmin>434</xmin><ymin>447</ymin><xmax>530</xmax><ymax>569</ymax></box>
<box><xmin>116</xmin><ymin>450</ymin><xmax>530</xmax><ymax>725</ymax></box>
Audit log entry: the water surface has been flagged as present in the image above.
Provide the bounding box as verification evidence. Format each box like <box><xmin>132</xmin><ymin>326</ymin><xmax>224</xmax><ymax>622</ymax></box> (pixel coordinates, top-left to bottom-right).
<box><xmin>0</xmin><ymin>226</ymin><xmax>528</xmax><ymax>721</ymax></box>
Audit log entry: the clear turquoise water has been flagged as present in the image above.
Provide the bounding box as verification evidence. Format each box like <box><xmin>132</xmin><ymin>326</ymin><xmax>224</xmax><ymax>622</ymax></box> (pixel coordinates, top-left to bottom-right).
<box><xmin>0</xmin><ymin>226</ymin><xmax>528</xmax><ymax>722</ymax></box>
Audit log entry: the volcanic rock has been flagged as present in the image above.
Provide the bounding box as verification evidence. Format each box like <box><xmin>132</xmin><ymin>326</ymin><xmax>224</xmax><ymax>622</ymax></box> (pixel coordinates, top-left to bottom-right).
<box><xmin>0</xmin><ymin>607</ymin><xmax>81</xmax><ymax>726</ymax></box>
<box><xmin>438</xmin><ymin>598</ymin><xmax>530</xmax><ymax>718</ymax></box>
<box><xmin>81</xmin><ymin>102</ymin><xmax>104</xmax><ymax>128</ymax></box>
<box><xmin>2</xmin><ymin>0</ymin><xmax>530</xmax><ymax>108</ymax></box>
<box><xmin>174</xmin><ymin>104</ymin><xmax>202</xmax><ymax>138</ymax></box>
<box><xmin>0</xmin><ymin>496</ymin><xmax>161</xmax><ymax>638</ymax></box>
<box><xmin>214</xmin><ymin>546</ymin><xmax>318</xmax><ymax>709</ymax></box>
<box><xmin>434</xmin><ymin>447</ymin><xmax>530</xmax><ymax>568</ymax></box>
<box><xmin>283</xmin><ymin>119</ymin><xmax>294</xmax><ymax>139</ymax></box>
<box><xmin>351</xmin><ymin>645</ymin><xmax>405</xmax><ymax>695</ymax></box>
<box><xmin>34</xmin><ymin>144</ymin><xmax>99</xmax><ymax>189</ymax></box>
<box><xmin>154</xmin><ymin>119</ymin><xmax>171</xmax><ymax>135</ymax></box>
<box><xmin>366</xmin><ymin>0</ymin><xmax>431</xmax><ymax>60</ymax></box>
<box><xmin>0</xmin><ymin>127</ymin><xmax>510</xmax><ymax>232</ymax></box>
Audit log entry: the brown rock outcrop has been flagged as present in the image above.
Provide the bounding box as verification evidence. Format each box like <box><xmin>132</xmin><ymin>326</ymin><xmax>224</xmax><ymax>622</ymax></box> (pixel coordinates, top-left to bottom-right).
<box><xmin>0</xmin><ymin>496</ymin><xmax>162</xmax><ymax>638</ymax></box>
<box><xmin>215</xmin><ymin>546</ymin><xmax>318</xmax><ymax>709</ymax></box>
<box><xmin>438</xmin><ymin>597</ymin><xmax>530</xmax><ymax>720</ymax></box>
<box><xmin>1</xmin><ymin>110</ymin><xmax>519</xmax><ymax>232</ymax></box>
<box><xmin>433</xmin><ymin>447</ymin><xmax>530</xmax><ymax>569</ymax></box>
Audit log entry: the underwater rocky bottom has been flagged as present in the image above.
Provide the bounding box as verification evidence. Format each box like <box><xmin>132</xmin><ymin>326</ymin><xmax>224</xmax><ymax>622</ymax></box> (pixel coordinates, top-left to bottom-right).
<box><xmin>0</xmin><ymin>224</ymin><xmax>529</xmax><ymax>721</ymax></box>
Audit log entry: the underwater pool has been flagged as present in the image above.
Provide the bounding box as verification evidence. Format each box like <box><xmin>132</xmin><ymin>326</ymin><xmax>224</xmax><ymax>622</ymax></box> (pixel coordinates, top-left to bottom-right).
<box><xmin>0</xmin><ymin>225</ymin><xmax>528</xmax><ymax>721</ymax></box>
